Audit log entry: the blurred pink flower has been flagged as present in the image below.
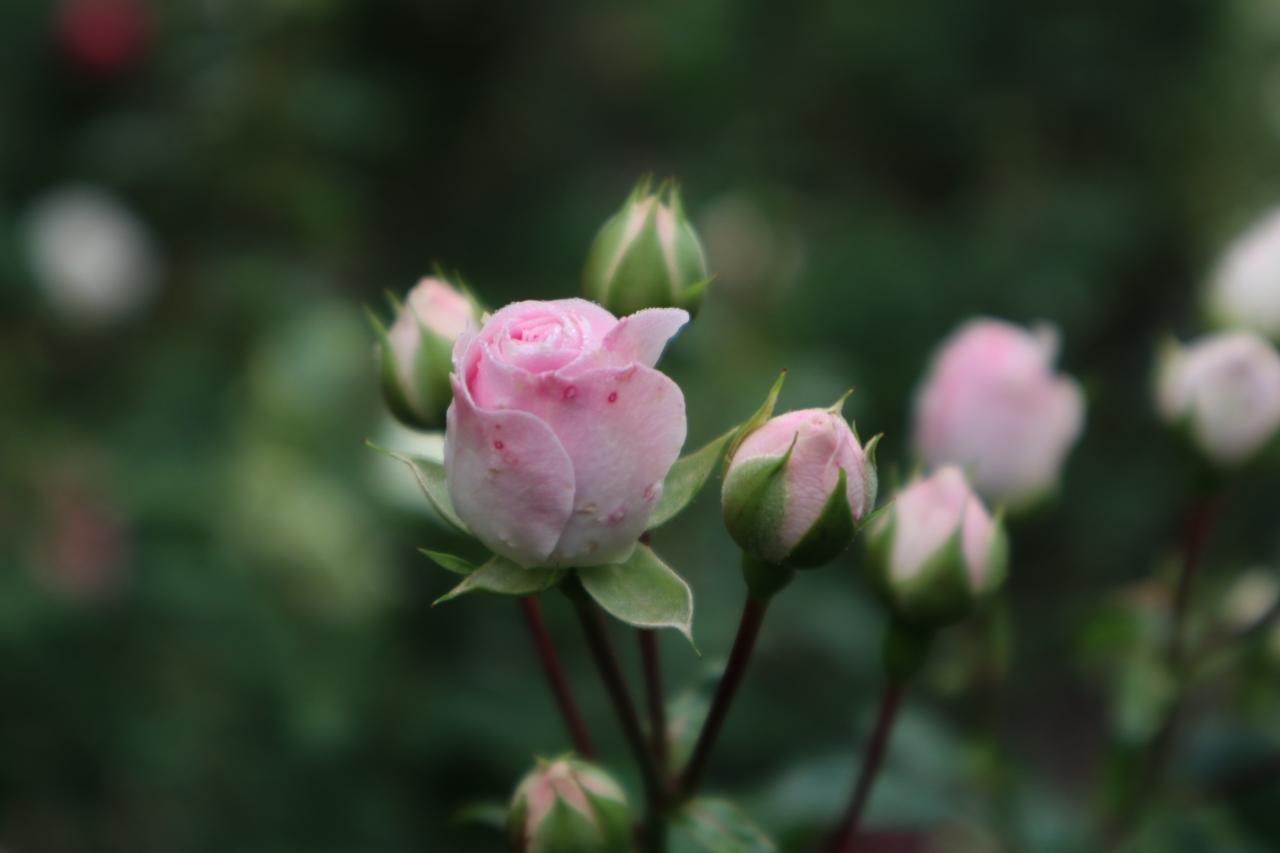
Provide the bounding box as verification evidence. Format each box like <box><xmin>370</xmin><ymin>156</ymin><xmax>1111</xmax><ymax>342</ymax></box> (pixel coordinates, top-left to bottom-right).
<box><xmin>914</xmin><ymin>318</ymin><xmax>1084</xmax><ymax>507</ymax></box>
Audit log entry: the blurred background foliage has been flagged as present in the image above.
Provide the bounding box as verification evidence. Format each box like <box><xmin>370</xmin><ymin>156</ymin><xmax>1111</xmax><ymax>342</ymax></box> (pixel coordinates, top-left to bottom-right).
<box><xmin>4</xmin><ymin>0</ymin><xmax>1280</xmax><ymax>850</ymax></box>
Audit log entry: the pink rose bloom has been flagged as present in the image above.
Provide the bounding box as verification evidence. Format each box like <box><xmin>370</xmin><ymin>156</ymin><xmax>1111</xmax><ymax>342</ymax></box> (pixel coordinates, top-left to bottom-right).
<box><xmin>914</xmin><ymin>318</ymin><xmax>1085</xmax><ymax>507</ymax></box>
<box><xmin>722</xmin><ymin>408</ymin><xmax>875</xmax><ymax>567</ymax></box>
<box><xmin>446</xmin><ymin>299</ymin><xmax>688</xmax><ymax>568</ymax></box>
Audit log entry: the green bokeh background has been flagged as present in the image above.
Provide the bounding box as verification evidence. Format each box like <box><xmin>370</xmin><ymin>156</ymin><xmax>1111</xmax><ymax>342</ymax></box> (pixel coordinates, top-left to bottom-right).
<box><xmin>4</xmin><ymin>1</ymin><xmax>1280</xmax><ymax>850</ymax></box>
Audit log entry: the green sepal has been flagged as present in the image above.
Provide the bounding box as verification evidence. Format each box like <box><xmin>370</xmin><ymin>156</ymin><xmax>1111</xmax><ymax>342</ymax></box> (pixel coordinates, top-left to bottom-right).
<box><xmin>605</xmin><ymin>202</ymin><xmax>670</xmax><ymax>315</ymax></box>
<box><xmin>884</xmin><ymin>616</ymin><xmax>935</xmax><ymax>683</ymax></box>
<box><xmin>741</xmin><ymin>554</ymin><xmax>794</xmax><ymax>601</ymax></box>
<box><xmin>576</xmin><ymin>544</ymin><xmax>695</xmax><ymax>646</ymax></box>
<box><xmin>979</xmin><ymin>511</ymin><xmax>1011</xmax><ymax>597</ymax></box>
<box><xmin>365</xmin><ymin>440</ymin><xmax>469</xmax><ymax>534</ymax></box>
<box><xmin>723</xmin><ymin>371</ymin><xmax>787</xmax><ymax>474</ymax></box>
<box><xmin>679</xmin><ymin>275</ymin><xmax>714</xmax><ymax>316</ymax></box>
<box><xmin>419</xmin><ymin>549</ymin><xmax>476</xmax><ymax>576</ymax></box>
<box><xmin>860</xmin><ymin>433</ymin><xmax>882</xmax><ymax>522</ymax></box>
<box><xmin>433</xmin><ymin>555</ymin><xmax>563</xmax><ymax>605</ymax></box>
<box><xmin>783</xmin><ymin>466</ymin><xmax>856</xmax><ymax>569</ymax></box>
<box><xmin>366</xmin><ymin>307</ymin><xmax>429</xmax><ymax>429</ymax></box>
<box><xmin>649</xmin><ymin>427</ymin><xmax>737</xmax><ymax>529</ymax></box>
<box><xmin>408</xmin><ymin>314</ymin><xmax>455</xmax><ymax>427</ymax></box>
<box><xmin>671</xmin><ymin>797</ymin><xmax>778</xmax><ymax>852</ymax></box>
<box><xmin>720</xmin><ymin>436</ymin><xmax>795</xmax><ymax>563</ymax></box>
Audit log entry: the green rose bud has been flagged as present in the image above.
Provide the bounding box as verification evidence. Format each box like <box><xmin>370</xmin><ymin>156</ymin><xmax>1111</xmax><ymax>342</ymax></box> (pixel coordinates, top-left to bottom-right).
<box><xmin>865</xmin><ymin>466</ymin><xmax>1009</xmax><ymax>630</ymax></box>
<box><xmin>583</xmin><ymin>179</ymin><xmax>710</xmax><ymax>316</ymax></box>
<box><xmin>507</xmin><ymin>756</ymin><xmax>632</xmax><ymax>853</ymax></box>
<box><xmin>368</xmin><ymin>276</ymin><xmax>480</xmax><ymax>430</ymax></box>
<box><xmin>721</xmin><ymin>404</ymin><xmax>878</xmax><ymax>576</ymax></box>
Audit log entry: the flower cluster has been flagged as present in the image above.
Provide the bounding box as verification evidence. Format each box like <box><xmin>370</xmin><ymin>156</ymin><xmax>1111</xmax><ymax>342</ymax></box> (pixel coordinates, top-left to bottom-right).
<box><xmin>364</xmin><ymin>177</ymin><xmax>1280</xmax><ymax>852</ymax></box>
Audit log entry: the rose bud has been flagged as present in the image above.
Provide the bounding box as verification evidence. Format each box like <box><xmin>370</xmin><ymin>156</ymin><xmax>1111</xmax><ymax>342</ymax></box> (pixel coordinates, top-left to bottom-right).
<box><xmin>914</xmin><ymin>318</ymin><xmax>1085</xmax><ymax>509</ymax></box>
<box><xmin>583</xmin><ymin>179</ymin><xmax>710</xmax><ymax>317</ymax></box>
<box><xmin>445</xmin><ymin>299</ymin><xmax>688</xmax><ymax>568</ymax></box>
<box><xmin>1206</xmin><ymin>207</ymin><xmax>1280</xmax><ymax>340</ymax></box>
<box><xmin>1156</xmin><ymin>330</ymin><xmax>1280</xmax><ymax>467</ymax></box>
<box><xmin>372</xmin><ymin>276</ymin><xmax>479</xmax><ymax>430</ymax></box>
<box><xmin>721</xmin><ymin>405</ymin><xmax>878</xmax><ymax>574</ymax></box>
<box><xmin>866</xmin><ymin>466</ymin><xmax>1008</xmax><ymax>629</ymax></box>
<box><xmin>507</xmin><ymin>757</ymin><xmax>631</xmax><ymax>853</ymax></box>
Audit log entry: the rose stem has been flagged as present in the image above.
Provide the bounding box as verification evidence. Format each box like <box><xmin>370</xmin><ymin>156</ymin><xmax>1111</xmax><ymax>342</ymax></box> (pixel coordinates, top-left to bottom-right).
<box><xmin>518</xmin><ymin>595</ymin><xmax>595</xmax><ymax>758</ymax></box>
<box><xmin>677</xmin><ymin>594</ymin><xmax>769</xmax><ymax>800</ymax></box>
<box><xmin>638</xmin><ymin>628</ymin><xmax>669</xmax><ymax>772</ymax></box>
<box><xmin>1168</xmin><ymin>496</ymin><xmax>1221</xmax><ymax>667</ymax></box>
<box><xmin>828</xmin><ymin>681</ymin><xmax>906</xmax><ymax>853</ymax></box>
<box><xmin>1106</xmin><ymin>493</ymin><xmax>1221</xmax><ymax>844</ymax></box>
<box><xmin>565</xmin><ymin>580</ymin><xmax>666</xmax><ymax>815</ymax></box>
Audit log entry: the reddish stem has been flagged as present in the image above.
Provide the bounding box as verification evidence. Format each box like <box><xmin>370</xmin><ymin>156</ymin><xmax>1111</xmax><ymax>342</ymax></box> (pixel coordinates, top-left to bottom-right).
<box><xmin>638</xmin><ymin>629</ymin><xmax>669</xmax><ymax>772</ymax></box>
<box><xmin>518</xmin><ymin>596</ymin><xmax>595</xmax><ymax>758</ymax></box>
<box><xmin>678</xmin><ymin>595</ymin><xmax>769</xmax><ymax>799</ymax></box>
<box><xmin>829</xmin><ymin>682</ymin><xmax>906</xmax><ymax>853</ymax></box>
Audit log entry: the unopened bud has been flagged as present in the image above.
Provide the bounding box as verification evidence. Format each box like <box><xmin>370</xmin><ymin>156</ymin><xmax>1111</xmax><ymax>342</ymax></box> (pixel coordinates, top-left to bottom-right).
<box><xmin>370</xmin><ymin>276</ymin><xmax>479</xmax><ymax>429</ymax></box>
<box><xmin>583</xmin><ymin>179</ymin><xmax>710</xmax><ymax>316</ymax></box>
<box><xmin>866</xmin><ymin>467</ymin><xmax>1008</xmax><ymax>629</ymax></box>
<box><xmin>722</xmin><ymin>402</ymin><xmax>877</xmax><ymax>577</ymax></box>
<box><xmin>507</xmin><ymin>756</ymin><xmax>631</xmax><ymax>853</ymax></box>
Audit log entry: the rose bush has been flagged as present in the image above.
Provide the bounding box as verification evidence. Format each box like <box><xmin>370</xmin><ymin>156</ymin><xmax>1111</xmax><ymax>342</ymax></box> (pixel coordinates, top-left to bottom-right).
<box><xmin>445</xmin><ymin>299</ymin><xmax>688</xmax><ymax>568</ymax></box>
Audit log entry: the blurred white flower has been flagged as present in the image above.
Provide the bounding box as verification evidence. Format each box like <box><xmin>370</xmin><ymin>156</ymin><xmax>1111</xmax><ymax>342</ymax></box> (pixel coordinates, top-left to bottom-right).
<box><xmin>1206</xmin><ymin>207</ymin><xmax>1280</xmax><ymax>339</ymax></box>
<box><xmin>1219</xmin><ymin>568</ymin><xmax>1279</xmax><ymax>633</ymax></box>
<box><xmin>1157</xmin><ymin>330</ymin><xmax>1280</xmax><ymax>466</ymax></box>
<box><xmin>23</xmin><ymin>184</ymin><xmax>160</xmax><ymax>328</ymax></box>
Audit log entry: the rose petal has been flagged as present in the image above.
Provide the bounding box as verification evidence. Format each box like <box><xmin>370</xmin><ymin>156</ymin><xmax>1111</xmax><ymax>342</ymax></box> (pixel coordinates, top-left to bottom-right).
<box><xmin>444</xmin><ymin>376</ymin><xmax>576</xmax><ymax>567</ymax></box>
<box><xmin>596</xmin><ymin>307</ymin><xmax>689</xmax><ymax>370</ymax></box>
<box><xmin>529</xmin><ymin>365</ymin><xmax>687</xmax><ymax>567</ymax></box>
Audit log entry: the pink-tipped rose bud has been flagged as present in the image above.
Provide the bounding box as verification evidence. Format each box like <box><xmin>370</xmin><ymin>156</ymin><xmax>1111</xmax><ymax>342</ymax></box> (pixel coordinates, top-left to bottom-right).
<box><xmin>1206</xmin><ymin>207</ymin><xmax>1280</xmax><ymax>340</ymax></box>
<box><xmin>721</xmin><ymin>406</ymin><xmax>877</xmax><ymax>571</ymax></box>
<box><xmin>1156</xmin><ymin>330</ymin><xmax>1280</xmax><ymax>466</ymax></box>
<box><xmin>373</xmin><ymin>276</ymin><xmax>479</xmax><ymax>430</ymax></box>
<box><xmin>914</xmin><ymin>318</ymin><xmax>1085</xmax><ymax>508</ymax></box>
<box><xmin>866</xmin><ymin>466</ymin><xmax>1008</xmax><ymax>628</ymax></box>
<box><xmin>445</xmin><ymin>299</ymin><xmax>688</xmax><ymax>568</ymax></box>
<box><xmin>507</xmin><ymin>757</ymin><xmax>631</xmax><ymax>853</ymax></box>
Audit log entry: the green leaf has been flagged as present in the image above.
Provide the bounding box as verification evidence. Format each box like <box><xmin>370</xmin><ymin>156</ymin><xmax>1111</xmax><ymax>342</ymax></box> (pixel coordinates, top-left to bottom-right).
<box><xmin>365</xmin><ymin>440</ymin><xmax>469</xmax><ymax>534</ymax></box>
<box><xmin>434</xmin><ymin>556</ymin><xmax>563</xmax><ymax>605</ymax></box>
<box><xmin>649</xmin><ymin>427</ymin><xmax>736</xmax><ymax>529</ymax></box>
<box><xmin>723</xmin><ymin>371</ymin><xmax>787</xmax><ymax>473</ymax></box>
<box><xmin>419</xmin><ymin>549</ymin><xmax>477</xmax><ymax>576</ymax></box>
<box><xmin>671</xmin><ymin>797</ymin><xmax>778</xmax><ymax>852</ymax></box>
<box><xmin>451</xmin><ymin>800</ymin><xmax>508</xmax><ymax>830</ymax></box>
<box><xmin>577</xmin><ymin>544</ymin><xmax>695</xmax><ymax>644</ymax></box>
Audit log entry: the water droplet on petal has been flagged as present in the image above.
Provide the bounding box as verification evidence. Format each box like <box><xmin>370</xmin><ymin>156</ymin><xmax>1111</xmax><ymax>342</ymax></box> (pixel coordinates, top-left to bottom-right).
<box><xmin>606</xmin><ymin>509</ymin><xmax>625</xmax><ymax>526</ymax></box>
<box><xmin>562</xmin><ymin>385</ymin><xmax>578</xmax><ymax>400</ymax></box>
<box><xmin>607</xmin><ymin>392</ymin><xmax>618</xmax><ymax>403</ymax></box>
<box><xmin>493</xmin><ymin>439</ymin><xmax>504</xmax><ymax>450</ymax></box>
